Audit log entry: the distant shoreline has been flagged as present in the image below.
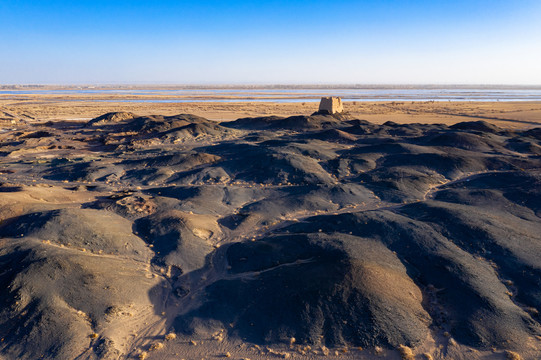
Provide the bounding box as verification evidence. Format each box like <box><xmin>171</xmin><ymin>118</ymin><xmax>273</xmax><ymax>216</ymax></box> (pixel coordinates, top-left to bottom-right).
<box><xmin>2</xmin><ymin>84</ymin><xmax>541</xmax><ymax>90</ymax></box>
<box><xmin>3</xmin><ymin>86</ymin><xmax>541</xmax><ymax>102</ymax></box>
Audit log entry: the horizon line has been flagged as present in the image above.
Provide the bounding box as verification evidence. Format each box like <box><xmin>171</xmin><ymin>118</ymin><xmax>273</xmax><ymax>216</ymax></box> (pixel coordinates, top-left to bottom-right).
<box><xmin>3</xmin><ymin>83</ymin><xmax>541</xmax><ymax>89</ymax></box>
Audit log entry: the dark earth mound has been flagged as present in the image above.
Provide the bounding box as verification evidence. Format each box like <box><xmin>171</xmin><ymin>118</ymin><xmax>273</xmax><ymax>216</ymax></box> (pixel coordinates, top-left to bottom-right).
<box><xmin>0</xmin><ymin>112</ymin><xmax>540</xmax><ymax>359</ymax></box>
<box><xmin>87</xmin><ymin>112</ymin><xmax>139</xmax><ymax>126</ymax></box>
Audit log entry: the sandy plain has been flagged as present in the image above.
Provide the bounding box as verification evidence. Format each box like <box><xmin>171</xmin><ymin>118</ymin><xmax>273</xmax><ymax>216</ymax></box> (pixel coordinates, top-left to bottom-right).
<box><xmin>2</xmin><ymin>91</ymin><xmax>541</xmax><ymax>129</ymax></box>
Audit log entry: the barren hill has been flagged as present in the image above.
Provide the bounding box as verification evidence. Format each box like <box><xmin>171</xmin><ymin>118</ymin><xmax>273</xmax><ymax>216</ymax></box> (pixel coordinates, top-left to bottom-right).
<box><xmin>0</xmin><ymin>113</ymin><xmax>540</xmax><ymax>359</ymax></box>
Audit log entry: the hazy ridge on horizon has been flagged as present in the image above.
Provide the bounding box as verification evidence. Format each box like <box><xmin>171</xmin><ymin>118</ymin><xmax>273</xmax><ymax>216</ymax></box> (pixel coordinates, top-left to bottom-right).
<box><xmin>3</xmin><ymin>84</ymin><xmax>541</xmax><ymax>90</ymax></box>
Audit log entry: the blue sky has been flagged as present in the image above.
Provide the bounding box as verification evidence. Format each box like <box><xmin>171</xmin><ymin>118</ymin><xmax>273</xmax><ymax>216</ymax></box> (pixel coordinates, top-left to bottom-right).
<box><xmin>1</xmin><ymin>0</ymin><xmax>540</xmax><ymax>84</ymax></box>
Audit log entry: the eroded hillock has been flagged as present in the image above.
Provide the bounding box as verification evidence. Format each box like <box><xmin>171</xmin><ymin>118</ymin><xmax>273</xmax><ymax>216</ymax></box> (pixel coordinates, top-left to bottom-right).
<box><xmin>0</xmin><ymin>112</ymin><xmax>540</xmax><ymax>359</ymax></box>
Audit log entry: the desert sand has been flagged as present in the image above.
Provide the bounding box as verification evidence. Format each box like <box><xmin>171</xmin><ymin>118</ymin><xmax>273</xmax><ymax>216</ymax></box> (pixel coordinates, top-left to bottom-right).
<box><xmin>1</xmin><ymin>95</ymin><xmax>541</xmax><ymax>360</ymax></box>
<box><xmin>2</xmin><ymin>88</ymin><xmax>541</xmax><ymax>128</ymax></box>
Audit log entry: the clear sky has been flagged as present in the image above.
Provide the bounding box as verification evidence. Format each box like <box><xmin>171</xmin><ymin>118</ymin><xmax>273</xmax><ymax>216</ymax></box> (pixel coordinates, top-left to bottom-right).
<box><xmin>1</xmin><ymin>0</ymin><xmax>541</xmax><ymax>85</ymax></box>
